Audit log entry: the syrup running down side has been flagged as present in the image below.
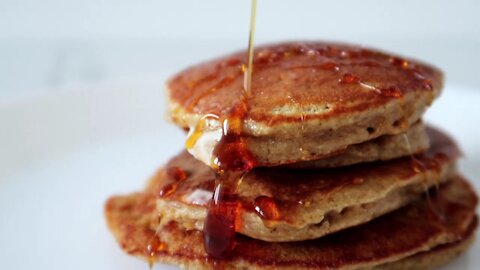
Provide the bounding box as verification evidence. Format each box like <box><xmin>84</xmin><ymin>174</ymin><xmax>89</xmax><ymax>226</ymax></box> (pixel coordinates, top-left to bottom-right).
<box><xmin>200</xmin><ymin>0</ymin><xmax>258</xmax><ymax>260</ymax></box>
<box><xmin>202</xmin><ymin>103</ymin><xmax>257</xmax><ymax>258</ymax></box>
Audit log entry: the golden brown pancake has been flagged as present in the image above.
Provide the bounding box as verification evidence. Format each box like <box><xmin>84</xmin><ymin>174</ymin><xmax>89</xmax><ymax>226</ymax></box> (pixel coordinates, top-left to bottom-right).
<box><xmin>374</xmin><ymin>235</ymin><xmax>475</xmax><ymax>270</ymax></box>
<box><xmin>153</xmin><ymin>126</ymin><xmax>458</xmax><ymax>242</ymax></box>
<box><xmin>167</xmin><ymin>41</ymin><xmax>443</xmax><ymax>167</ymax></box>
<box><xmin>105</xmin><ymin>175</ymin><xmax>478</xmax><ymax>270</ymax></box>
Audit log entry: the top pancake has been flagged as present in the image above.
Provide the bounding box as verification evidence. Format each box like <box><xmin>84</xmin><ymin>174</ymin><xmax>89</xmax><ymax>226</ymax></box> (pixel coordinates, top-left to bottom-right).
<box><xmin>167</xmin><ymin>41</ymin><xmax>443</xmax><ymax>167</ymax></box>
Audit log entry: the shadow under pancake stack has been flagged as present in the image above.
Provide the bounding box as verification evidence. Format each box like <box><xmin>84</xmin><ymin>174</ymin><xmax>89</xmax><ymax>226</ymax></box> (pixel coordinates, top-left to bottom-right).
<box><xmin>105</xmin><ymin>42</ymin><xmax>478</xmax><ymax>269</ymax></box>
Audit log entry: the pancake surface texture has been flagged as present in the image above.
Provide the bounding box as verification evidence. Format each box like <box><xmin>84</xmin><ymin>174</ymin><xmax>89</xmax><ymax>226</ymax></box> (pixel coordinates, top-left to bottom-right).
<box><xmin>167</xmin><ymin>41</ymin><xmax>443</xmax><ymax>167</ymax></box>
<box><xmin>149</xmin><ymin>126</ymin><xmax>457</xmax><ymax>242</ymax></box>
<box><xmin>105</xmin><ymin>175</ymin><xmax>478</xmax><ymax>270</ymax></box>
<box><xmin>288</xmin><ymin>121</ymin><xmax>428</xmax><ymax>168</ymax></box>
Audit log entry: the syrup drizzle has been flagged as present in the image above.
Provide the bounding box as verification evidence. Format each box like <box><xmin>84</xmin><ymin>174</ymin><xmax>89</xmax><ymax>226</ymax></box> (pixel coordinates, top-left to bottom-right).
<box><xmin>203</xmin><ymin>0</ymin><xmax>258</xmax><ymax>262</ymax></box>
<box><xmin>203</xmin><ymin>172</ymin><xmax>243</xmax><ymax>259</ymax></box>
<box><xmin>403</xmin><ymin>132</ymin><xmax>445</xmax><ymax>222</ymax></box>
<box><xmin>151</xmin><ymin>165</ymin><xmax>189</xmax><ymax>267</ymax></box>
<box><xmin>137</xmin><ymin>189</ymin><xmax>168</xmax><ymax>269</ymax></box>
<box><xmin>146</xmin><ymin>235</ymin><xmax>166</xmax><ymax>269</ymax></box>
<box><xmin>158</xmin><ymin>166</ymin><xmax>189</xmax><ymax>198</ymax></box>
<box><xmin>244</xmin><ymin>0</ymin><xmax>257</xmax><ymax>94</ymax></box>
<box><xmin>253</xmin><ymin>196</ymin><xmax>281</xmax><ymax>220</ymax></box>
<box><xmin>185</xmin><ymin>114</ymin><xmax>219</xmax><ymax>150</ymax></box>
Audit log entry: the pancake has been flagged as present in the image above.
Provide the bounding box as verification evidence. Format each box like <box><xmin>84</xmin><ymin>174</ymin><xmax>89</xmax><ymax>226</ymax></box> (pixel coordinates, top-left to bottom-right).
<box><xmin>105</xmin><ymin>175</ymin><xmax>478</xmax><ymax>270</ymax></box>
<box><xmin>153</xmin><ymin>126</ymin><xmax>458</xmax><ymax>242</ymax></box>
<box><xmin>167</xmin><ymin>41</ymin><xmax>443</xmax><ymax>167</ymax></box>
<box><xmin>374</xmin><ymin>235</ymin><xmax>475</xmax><ymax>270</ymax></box>
<box><xmin>287</xmin><ymin>120</ymin><xmax>428</xmax><ymax>168</ymax></box>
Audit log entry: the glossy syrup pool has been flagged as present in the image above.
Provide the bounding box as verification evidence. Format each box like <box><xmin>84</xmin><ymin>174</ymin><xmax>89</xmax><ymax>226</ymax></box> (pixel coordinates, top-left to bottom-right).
<box><xmin>203</xmin><ymin>173</ymin><xmax>243</xmax><ymax>259</ymax></box>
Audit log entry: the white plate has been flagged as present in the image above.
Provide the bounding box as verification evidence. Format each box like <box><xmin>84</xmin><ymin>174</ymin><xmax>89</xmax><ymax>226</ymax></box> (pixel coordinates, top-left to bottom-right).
<box><xmin>0</xmin><ymin>80</ymin><xmax>478</xmax><ymax>270</ymax></box>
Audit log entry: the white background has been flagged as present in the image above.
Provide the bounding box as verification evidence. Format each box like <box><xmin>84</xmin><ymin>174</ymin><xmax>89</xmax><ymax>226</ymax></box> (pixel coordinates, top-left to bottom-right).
<box><xmin>1</xmin><ymin>0</ymin><xmax>480</xmax><ymax>98</ymax></box>
<box><xmin>0</xmin><ymin>1</ymin><xmax>479</xmax><ymax>269</ymax></box>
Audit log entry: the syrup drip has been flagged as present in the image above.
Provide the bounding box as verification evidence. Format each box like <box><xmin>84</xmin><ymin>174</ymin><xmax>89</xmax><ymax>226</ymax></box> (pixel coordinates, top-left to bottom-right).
<box><xmin>319</xmin><ymin>61</ymin><xmax>340</xmax><ymax>71</ymax></box>
<box><xmin>403</xmin><ymin>133</ymin><xmax>425</xmax><ymax>174</ymax></box>
<box><xmin>212</xmin><ymin>103</ymin><xmax>257</xmax><ymax>171</ymax></box>
<box><xmin>339</xmin><ymin>73</ymin><xmax>360</xmax><ymax>84</ymax></box>
<box><xmin>339</xmin><ymin>72</ymin><xmax>404</xmax><ymax>98</ymax></box>
<box><xmin>202</xmin><ymin>95</ymin><xmax>257</xmax><ymax>260</ymax></box>
<box><xmin>403</xmin><ymin>133</ymin><xmax>444</xmax><ymax>221</ymax></box>
<box><xmin>167</xmin><ymin>166</ymin><xmax>188</xmax><ymax>181</ymax></box>
<box><xmin>244</xmin><ymin>0</ymin><xmax>257</xmax><ymax>94</ymax></box>
<box><xmin>184</xmin><ymin>122</ymin><xmax>203</xmax><ymax>150</ymax></box>
<box><xmin>253</xmin><ymin>196</ymin><xmax>281</xmax><ymax>220</ymax></box>
<box><xmin>389</xmin><ymin>57</ymin><xmax>410</xmax><ymax>69</ymax></box>
<box><xmin>379</xmin><ymin>86</ymin><xmax>403</xmax><ymax>98</ymax></box>
<box><xmin>185</xmin><ymin>114</ymin><xmax>219</xmax><ymax>150</ymax></box>
<box><xmin>158</xmin><ymin>166</ymin><xmax>189</xmax><ymax>198</ymax></box>
<box><xmin>203</xmin><ymin>0</ymin><xmax>258</xmax><ymax>261</ymax></box>
<box><xmin>158</xmin><ymin>183</ymin><xmax>175</xmax><ymax>197</ymax></box>
<box><xmin>203</xmin><ymin>172</ymin><xmax>243</xmax><ymax>259</ymax></box>
<box><xmin>145</xmin><ymin>236</ymin><xmax>166</xmax><ymax>269</ymax></box>
<box><xmin>137</xmin><ymin>193</ymin><xmax>167</xmax><ymax>269</ymax></box>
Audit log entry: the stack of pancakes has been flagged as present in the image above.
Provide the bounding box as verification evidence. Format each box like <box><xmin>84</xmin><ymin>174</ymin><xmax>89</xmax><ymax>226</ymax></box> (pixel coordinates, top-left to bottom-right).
<box><xmin>105</xmin><ymin>42</ymin><xmax>478</xmax><ymax>269</ymax></box>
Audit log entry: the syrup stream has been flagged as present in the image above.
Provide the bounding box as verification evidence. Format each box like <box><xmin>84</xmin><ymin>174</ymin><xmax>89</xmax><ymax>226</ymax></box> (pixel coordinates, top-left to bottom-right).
<box><xmin>244</xmin><ymin>0</ymin><xmax>257</xmax><ymax>94</ymax></box>
<box><xmin>203</xmin><ymin>0</ymin><xmax>258</xmax><ymax>262</ymax></box>
<box><xmin>403</xmin><ymin>132</ymin><xmax>444</xmax><ymax>221</ymax></box>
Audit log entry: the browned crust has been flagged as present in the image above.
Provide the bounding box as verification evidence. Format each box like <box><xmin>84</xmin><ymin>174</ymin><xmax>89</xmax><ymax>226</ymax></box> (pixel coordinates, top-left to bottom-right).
<box><xmin>373</xmin><ymin>233</ymin><xmax>476</xmax><ymax>270</ymax></box>
<box><xmin>105</xmin><ymin>175</ymin><xmax>477</xmax><ymax>270</ymax></box>
<box><xmin>167</xmin><ymin>41</ymin><xmax>443</xmax><ymax>125</ymax></box>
